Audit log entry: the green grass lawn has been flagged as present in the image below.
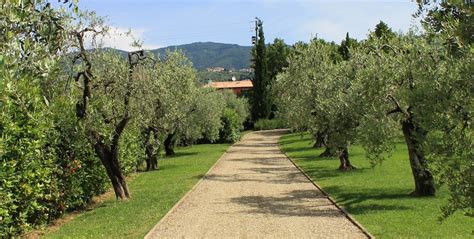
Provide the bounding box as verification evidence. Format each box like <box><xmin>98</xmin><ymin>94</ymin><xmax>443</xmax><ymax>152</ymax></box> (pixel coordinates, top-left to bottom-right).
<box><xmin>279</xmin><ymin>133</ymin><xmax>473</xmax><ymax>238</ymax></box>
<box><xmin>44</xmin><ymin>143</ymin><xmax>230</xmax><ymax>239</ymax></box>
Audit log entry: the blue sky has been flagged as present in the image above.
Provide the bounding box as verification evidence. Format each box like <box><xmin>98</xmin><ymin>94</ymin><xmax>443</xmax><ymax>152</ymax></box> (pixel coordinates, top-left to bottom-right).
<box><xmin>76</xmin><ymin>0</ymin><xmax>420</xmax><ymax>50</ymax></box>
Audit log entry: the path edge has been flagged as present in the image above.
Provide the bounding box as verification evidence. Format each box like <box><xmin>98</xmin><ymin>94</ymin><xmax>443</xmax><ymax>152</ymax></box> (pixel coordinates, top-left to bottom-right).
<box><xmin>276</xmin><ymin>132</ymin><xmax>375</xmax><ymax>239</ymax></box>
<box><xmin>144</xmin><ymin>138</ymin><xmax>241</xmax><ymax>239</ymax></box>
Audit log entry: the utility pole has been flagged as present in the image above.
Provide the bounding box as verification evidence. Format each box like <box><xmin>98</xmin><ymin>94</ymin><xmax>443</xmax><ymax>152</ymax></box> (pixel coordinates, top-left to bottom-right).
<box><xmin>252</xmin><ymin>17</ymin><xmax>260</xmax><ymax>46</ymax></box>
<box><xmin>251</xmin><ymin>17</ymin><xmax>261</xmax><ymax>66</ymax></box>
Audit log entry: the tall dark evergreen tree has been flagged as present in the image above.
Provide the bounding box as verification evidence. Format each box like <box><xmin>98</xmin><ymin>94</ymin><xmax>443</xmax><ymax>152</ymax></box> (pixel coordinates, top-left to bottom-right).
<box><xmin>373</xmin><ymin>21</ymin><xmax>396</xmax><ymax>39</ymax></box>
<box><xmin>337</xmin><ymin>32</ymin><xmax>358</xmax><ymax>61</ymax></box>
<box><xmin>267</xmin><ymin>38</ymin><xmax>290</xmax><ymax>83</ymax></box>
<box><xmin>251</xmin><ymin>18</ymin><xmax>270</xmax><ymax>120</ymax></box>
<box><xmin>266</xmin><ymin>38</ymin><xmax>291</xmax><ymax>119</ymax></box>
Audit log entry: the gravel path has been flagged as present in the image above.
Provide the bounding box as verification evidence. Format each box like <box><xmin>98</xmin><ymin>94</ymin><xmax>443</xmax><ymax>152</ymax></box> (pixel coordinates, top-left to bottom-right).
<box><xmin>146</xmin><ymin>130</ymin><xmax>368</xmax><ymax>238</ymax></box>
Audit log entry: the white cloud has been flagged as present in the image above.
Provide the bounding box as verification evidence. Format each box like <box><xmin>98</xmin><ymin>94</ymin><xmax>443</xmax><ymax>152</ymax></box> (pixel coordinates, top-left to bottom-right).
<box><xmin>299</xmin><ymin>19</ymin><xmax>346</xmax><ymax>42</ymax></box>
<box><xmin>96</xmin><ymin>26</ymin><xmax>162</xmax><ymax>51</ymax></box>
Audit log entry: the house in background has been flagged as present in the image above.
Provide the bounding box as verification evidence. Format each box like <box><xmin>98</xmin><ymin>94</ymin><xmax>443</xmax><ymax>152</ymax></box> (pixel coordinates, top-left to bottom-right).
<box><xmin>204</xmin><ymin>79</ymin><xmax>253</xmax><ymax>94</ymax></box>
<box><xmin>206</xmin><ymin>67</ymin><xmax>226</xmax><ymax>72</ymax></box>
<box><xmin>238</xmin><ymin>68</ymin><xmax>254</xmax><ymax>72</ymax></box>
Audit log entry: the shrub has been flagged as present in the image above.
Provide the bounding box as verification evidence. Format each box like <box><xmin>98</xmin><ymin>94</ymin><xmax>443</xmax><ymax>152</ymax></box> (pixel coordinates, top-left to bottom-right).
<box><xmin>47</xmin><ymin>97</ymin><xmax>109</xmax><ymax>211</ymax></box>
<box><xmin>218</xmin><ymin>91</ymin><xmax>249</xmax><ymax>143</ymax></box>
<box><xmin>119</xmin><ymin>124</ymin><xmax>146</xmax><ymax>174</ymax></box>
<box><xmin>219</xmin><ymin>108</ymin><xmax>242</xmax><ymax>143</ymax></box>
<box><xmin>254</xmin><ymin>119</ymin><xmax>286</xmax><ymax>130</ymax></box>
<box><xmin>0</xmin><ymin>89</ymin><xmax>109</xmax><ymax>237</ymax></box>
<box><xmin>0</xmin><ymin>80</ymin><xmax>60</xmax><ymax>236</ymax></box>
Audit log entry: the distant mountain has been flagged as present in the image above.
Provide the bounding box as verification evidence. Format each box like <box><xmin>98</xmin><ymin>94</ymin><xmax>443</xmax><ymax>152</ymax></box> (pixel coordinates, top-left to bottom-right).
<box><xmin>105</xmin><ymin>42</ymin><xmax>252</xmax><ymax>70</ymax></box>
<box><xmin>151</xmin><ymin>42</ymin><xmax>252</xmax><ymax>70</ymax></box>
<box><xmin>101</xmin><ymin>48</ymin><xmax>129</xmax><ymax>59</ymax></box>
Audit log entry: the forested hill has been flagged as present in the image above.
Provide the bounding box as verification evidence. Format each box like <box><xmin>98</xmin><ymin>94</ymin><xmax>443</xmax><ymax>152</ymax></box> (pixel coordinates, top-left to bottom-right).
<box><xmin>152</xmin><ymin>42</ymin><xmax>252</xmax><ymax>70</ymax></box>
<box><xmin>106</xmin><ymin>42</ymin><xmax>252</xmax><ymax>70</ymax></box>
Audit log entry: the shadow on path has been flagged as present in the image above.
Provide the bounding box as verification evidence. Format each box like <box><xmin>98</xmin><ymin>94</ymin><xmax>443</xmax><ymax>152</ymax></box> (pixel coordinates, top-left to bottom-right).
<box><xmin>230</xmin><ymin>189</ymin><xmax>341</xmax><ymax>218</ymax></box>
<box><xmin>205</xmin><ymin>172</ymin><xmax>308</xmax><ymax>184</ymax></box>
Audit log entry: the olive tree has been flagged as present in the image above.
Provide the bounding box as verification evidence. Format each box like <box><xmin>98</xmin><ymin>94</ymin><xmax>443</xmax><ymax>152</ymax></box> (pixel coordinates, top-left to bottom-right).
<box><xmin>354</xmin><ymin>32</ymin><xmax>472</xmax><ymax>198</ymax></box>
<box><xmin>276</xmin><ymin>30</ymin><xmax>471</xmax><ymax>198</ymax></box>
<box><xmin>68</xmin><ymin>14</ymin><xmax>156</xmax><ymax>199</ymax></box>
<box><xmin>144</xmin><ymin>51</ymin><xmax>197</xmax><ymax>156</ymax></box>
<box><xmin>275</xmin><ymin>40</ymin><xmax>343</xmax><ymax>159</ymax></box>
<box><xmin>274</xmin><ymin>43</ymin><xmax>313</xmax><ymax>133</ymax></box>
<box><xmin>414</xmin><ymin>0</ymin><xmax>473</xmax><ymax>216</ymax></box>
<box><xmin>281</xmin><ymin>39</ymin><xmax>361</xmax><ymax>169</ymax></box>
<box><xmin>188</xmin><ymin>88</ymin><xmax>225</xmax><ymax>143</ymax></box>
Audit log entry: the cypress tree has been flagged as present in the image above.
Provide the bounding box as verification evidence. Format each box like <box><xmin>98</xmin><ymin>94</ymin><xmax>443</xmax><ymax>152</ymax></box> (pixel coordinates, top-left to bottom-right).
<box><xmin>251</xmin><ymin>18</ymin><xmax>270</xmax><ymax>121</ymax></box>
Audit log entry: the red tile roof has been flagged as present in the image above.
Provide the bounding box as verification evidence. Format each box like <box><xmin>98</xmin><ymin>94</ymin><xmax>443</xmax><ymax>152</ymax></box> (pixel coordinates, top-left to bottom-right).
<box><xmin>205</xmin><ymin>79</ymin><xmax>253</xmax><ymax>89</ymax></box>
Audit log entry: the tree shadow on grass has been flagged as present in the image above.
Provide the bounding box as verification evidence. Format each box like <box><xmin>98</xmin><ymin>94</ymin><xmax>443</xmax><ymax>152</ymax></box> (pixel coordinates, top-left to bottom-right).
<box><xmin>155</xmin><ymin>163</ymin><xmax>181</xmax><ymax>171</ymax></box>
<box><xmin>191</xmin><ymin>173</ymin><xmax>206</xmax><ymax>180</ymax></box>
<box><xmin>322</xmin><ymin>185</ymin><xmax>414</xmax><ymax>215</ymax></box>
<box><xmin>164</xmin><ymin>151</ymin><xmax>198</xmax><ymax>159</ymax></box>
<box><xmin>291</xmin><ymin>151</ymin><xmax>365</xmax><ymax>161</ymax></box>
<box><xmin>297</xmin><ymin>156</ymin><xmax>337</xmax><ymax>163</ymax></box>
<box><xmin>302</xmin><ymin>166</ymin><xmax>373</xmax><ymax>182</ymax></box>
<box><xmin>279</xmin><ymin>138</ymin><xmax>311</xmax><ymax>146</ymax></box>
<box><xmin>280</xmin><ymin>146</ymin><xmax>314</xmax><ymax>154</ymax></box>
<box><xmin>293</xmin><ymin>154</ymin><xmax>372</xmax><ymax>182</ymax></box>
<box><xmin>303</xmin><ymin>168</ymin><xmax>345</xmax><ymax>180</ymax></box>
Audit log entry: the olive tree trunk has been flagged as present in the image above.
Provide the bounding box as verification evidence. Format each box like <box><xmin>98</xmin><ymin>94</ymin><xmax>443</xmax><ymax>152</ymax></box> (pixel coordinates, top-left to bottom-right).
<box><xmin>319</xmin><ymin>147</ymin><xmax>336</xmax><ymax>157</ymax></box>
<box><xmin>338</xmin><ymin>147</ymin><xmax>355</xmax><ymax>171</ymax></box>
<box><xmin>89</xmin><ymin>118</ymin><xmax>130</xmax><ymax>199</ymax></box>
<box><xmin>143</xmin><ymin>127</ymin><xmax>158</xmax><ymax>171</ymax></box>
<box><xmin>313</xmin><ymin>131</ymin><xmax>325</xmax><ymax>148</ymax></box>
<box><xmin>164</xmin><ymin>133</ymin><xmax>176</xmax><ymax>156</ymax></box>
<box><xmin>73</xmin><ymin>34</ymin><xmax>144</xmax><ymax>200</ymax></box>
<box><xmin>401</xmin><ymin>119</ymin><xmax>436</xmax><ymax>196</ymax></box>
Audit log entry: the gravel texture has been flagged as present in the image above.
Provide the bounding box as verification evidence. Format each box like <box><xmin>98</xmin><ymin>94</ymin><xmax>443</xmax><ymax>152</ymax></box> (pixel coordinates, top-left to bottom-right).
<box><xmin>146</xmin><ymin>130</ymin><xmax>368</xmax><ymax>239</ymax></box>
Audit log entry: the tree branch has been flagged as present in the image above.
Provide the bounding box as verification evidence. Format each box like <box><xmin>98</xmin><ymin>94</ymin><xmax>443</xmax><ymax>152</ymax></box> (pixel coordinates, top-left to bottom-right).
<box><xmin>111</xmin><ymin>117</ymin><xmax>130</xmax><ymax>152</ymax></box>
<box><xmin>386</xmin><ymin>94</ymin><xmax>408</xmax><ymax>117</ymax></box>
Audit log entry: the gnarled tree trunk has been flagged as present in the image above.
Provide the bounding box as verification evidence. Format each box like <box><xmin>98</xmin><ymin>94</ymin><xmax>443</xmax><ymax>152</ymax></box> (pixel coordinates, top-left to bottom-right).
<box><xmin>89</xmin><ymin>118</ymin><xmax>130</xmax><ymax>199</ymax></box>
<box><xmin>143</xmin><ymin>127</ymin><xmax>158</xmax><ymax>171</ymax></box>
<box><xmin>73</xmin><ymin>33</ymin><xmax>142</xmax><ymax>200</ymax></box>
<box><xmin>401</xmin><ymin>119</ymin><xmax>435</xmax><ymax>196</ymax></box>
<box><xmin>313</xmin><ymin>131</ymin><xmax>325</xmax><ymax>148</ymax></box>
<box><xmin>164</xmin><ymin>133</ymin><xmax>176</xmax><ymax>156</ymax></box>
<box><xmin>93</xmin><ymin>144</ymin><xmax>130</xmax><ymax>199</ymax></box>
<box><xmin>338</xmin><ymin>147</ymin><xmax>355</xmax><ymax>171</ymax></box>
<box><xmin>319</xmin><ymin>147</ymin><xmax>336</xmax><ymax>157</ymax></box>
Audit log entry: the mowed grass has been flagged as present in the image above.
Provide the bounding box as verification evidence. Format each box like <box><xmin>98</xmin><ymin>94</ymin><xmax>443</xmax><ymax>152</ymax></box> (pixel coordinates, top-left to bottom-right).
<box><xmin>279</xmin><ymin>133</ymin><xmax>473</xmax><ymax>238</ymax></box>
<box><xmin>44</xmin><ymin>143</ymin><xmax>230</xmax><ymax>239</ymax></box>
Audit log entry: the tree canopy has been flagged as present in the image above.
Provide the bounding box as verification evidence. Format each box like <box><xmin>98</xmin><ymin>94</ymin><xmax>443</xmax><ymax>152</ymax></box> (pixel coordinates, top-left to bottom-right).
<box><xmin>274</xmin><ymin>21</ymin><xmax>472</xmax><ymax>217</ymax></box>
